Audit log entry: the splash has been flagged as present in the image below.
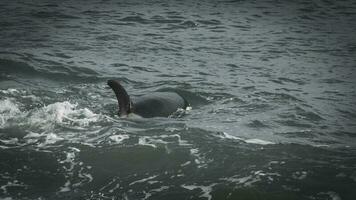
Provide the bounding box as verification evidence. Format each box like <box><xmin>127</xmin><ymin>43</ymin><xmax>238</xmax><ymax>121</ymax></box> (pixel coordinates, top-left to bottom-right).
<box><xmin>29</xmin><ymin>101</ymin><xmax>99</xmax><ymax>130</ymax></box>
<box><xmin>0</xmin><ymin>98</ymin><xmax>21</xmax><ymax>128</ymax></box>
<box><xmin>0</xmin><ymin>100</ymin><xmax>103</xmax><ymax>148</ymax></box>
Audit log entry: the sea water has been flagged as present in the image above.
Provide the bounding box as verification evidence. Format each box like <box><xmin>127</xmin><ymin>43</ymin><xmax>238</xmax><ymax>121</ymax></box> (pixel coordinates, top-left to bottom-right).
<box><xmin>1</xmin><ymin>0</ymin><xmax>356</xmax><ymax>199</ymax></box>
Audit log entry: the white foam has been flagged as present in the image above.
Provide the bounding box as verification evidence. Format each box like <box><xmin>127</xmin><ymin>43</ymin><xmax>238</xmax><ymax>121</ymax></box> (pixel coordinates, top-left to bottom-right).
<box><xmin>68</xmin><ymin>146</ymin><xmax>81</xmax><ymax>152</ymax></box>
<box><xmin>0</xmin><ymin>88</ymin><xmax>19</xmax><ymax>95</ymax></box>
<box><xmin>142</xmin><ymin>191</ymin><xmax>152</xmax><ymax>200</ymax></box>
<box><xmin>0</xmin><ymin>98</ymin><xmax>21</xmax><ymax>128</ymax></box>
<box><xmin>0</xmin><ymin>138</ymin><xmax>18</xmax><ymax>145</ymax></box>
<box><xmin>77</xmin><ymin>171</ymin><xmax>93</xmax><ymax>185</ymax></box>
<box><xmin>99</xmin><ymin>177</ymin><xmax>119</xmax><ymax>192</ymax></box>
<box><xmin>137</xmin><ymin>186</ymin><xmax>170</xmax><ymax>200</ymax></box>
<box><xmin>221</xmin><ymin>170</ymin><xmax>281</xmax><ymax>187</ymax></box>
<box><xmin>108</xmin><ymin>183</ymin><xmax>120</xmax><ymax>193</ymax></box>
<box><xmin>189</xmin><ymin>148</ymin><xmax>209</xmax><ymax>168</ymax></box>
<box><xmin>218</xmin><ymin>132</ymin><xmax>275</xmax><ymax>145</ymax></box>
<box><xmin>24</xmin><ymin>131</ymin><xmax>42</xmax><ymax>138</ymax></box>
<box><xmin>44</xmin><ymin>133</ymin><xmax>63</xmax><ymax>144</ymax></box>
<box><xmin>21</xmin><ymin>131</ymin><xmax>45</xmax><ymax>146</ymax></box>
<box><xmin>138</xmin><ymin>137</ymin><xmax>158</xmax><ymax>148</ymax></box>
<box><xmin>58</xmin><ymin>147</ymin><xmax>93</xmax><ymax>191</ymax></box>
<box><xmin>0</xmin><ymin>180</ymin><xmax>27</xmax><ymax>195</ymax></box>
<box><xmin>150</xmin><ymin>186</ymin><xmax>169</xmax><ymax>192</ymax></box>
<box><xmin>181</xmin><ymin>184</ymin><xmax>216</xmax><ymax>200</ymax></box>
<box><xmin>137</xmin><ymin>134</ymin><xmax>191</xmax><ymax>150</ymax></box>
<box><xmin>245</xmin><ymin>138</ymin><xmax>275</xmax><ymax>145</ymax></box>
<box><xmin>59</xmin><ymin>180</ymin><xmax>71</xmax><ymax>192</ymax></box>
<box><xmin>83</xmin><ymin>173</ymin><xmax>94</xmax><ymax>182</ymax></box>
<box><xmin>313</xmin><ymin>144</ymin><xmax>330</xmax><ymax>147</ymax></box>
<box><xmin>129</xmin><ymin>175</ymin><xmax>158</xmax><ymax>186</ymax></box>
<box><xmin>319</xmin><ymin>191</ymin><xmax>341</xmax><ymax>200</ymax></box>
<box><xmin>109</xmin><ymin>134</ymin><xmax>129</xmax><ymax>144</ymax></box>
<box><xmin>147</xmin><ymin>180</ymin><xmax>159</xmax><ymax>184</ymax></box>
<box><xmin>138</xmin><ymin>135</ymin><xmax>182</xmax><ymax>148</ymax></box>
<box><xmin>21</xmin><ymin>94</ymin><xmax>40</xmax><ymax>101</ymax></box>
<box><xmin>1</xmin><ymin>99</ymin><xmax>101</xmax><ymax>133</ymax></box>
<box><xmin>29</xmin><ymin>101</ymin><xmax>100</xmax><ymax>130</ymax></box>
<box><xmin>33</xmin><ymin>101</ymin><xmax>74</xmax><ymax>123</ymax></box>
<box><xmin>172</xmin><ymin>134</ymin><xmax>191</xmax><ymax>146</ymax></box>
<box><xmin>59</xmin><ymin>151</ymin><xmax>77</xmax><ymax>171</ymax></box>
<box><xmin>159</xmin><ymin>134</ymin><xmax>191</xmax><ymax>146</ymax></box>
<box><xmin>24</xmin><ymin>131</ymin><xmax>64</xmax><ymax>147</ymax></box>
<box><xmin>219</xmin><ymin>132</ymin><xmax>243</xmax><ymax>140</ymax></box>
<box><xmin>221</xmin><ymin>174</ymin><xmax>260</xmax><ymax>187</ymax></box>
<box><xmin>181</xmin><ymin>161</ymin><xmax>191</xmax><ymax>167</ymax></box>
<box><xmin>292</xmin><ymin>171</ymin><xmax>307</xmax><ymax>180</ymax></box>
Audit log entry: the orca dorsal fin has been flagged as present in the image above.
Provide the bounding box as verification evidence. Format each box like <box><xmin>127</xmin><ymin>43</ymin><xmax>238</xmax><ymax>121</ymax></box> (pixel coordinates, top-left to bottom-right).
<box><xmin>107</xmin><ymin>80</ymin><xmax>131</xmax><ymax>116</ymax></box>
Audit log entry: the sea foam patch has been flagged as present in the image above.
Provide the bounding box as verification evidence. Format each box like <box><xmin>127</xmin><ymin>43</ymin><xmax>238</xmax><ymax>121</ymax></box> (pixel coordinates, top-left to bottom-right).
<box><xmin>109</xmin><ymin>134</ymin><xmax>129</xmax><ymax>144</ymax></box>
<box><xmin>28</xmin><ymin>101</ymin><xmax>100</xmax><ymax>130</ymax></box>
<box><xmin>189</xmin><ymin>148</ymin><xmax>211</xmax><ymax>168</ymax></box>
<box><xmin>57</xmin><ymin>147</ymin><xmax>93</xmax><ymax>192</ymax></box>
<box><xmin>129</xmin><ymin>175</ymin><xmax>158</xmax><ymax>186</ymax></box>
<box><xmin>217</xmin><ymin>132</ymin><xmax>275</xmax><ymax>145</ymax></box>
<box><xmin>221</xmin><ymin>170</ymin><xmax>281</xmax><ymax>187</ymax></box>
<box><xmin>137</xmin><ymin>134</ymin><xmax>191</xmax><ymax>149</ymax></box>
<box><xmin>181</xmin><ymin>183</ymin><xmax>216</xmax><ymax>200</ymax></box>
<box><xmin>0</xmin><ymin>88</ymin><xmax>19</xmax><ymax>95</ymax></box>
<box><xmin>245</xmin><ymin>138</ymin><xmax>275</xmax><ymax>145</ymax></box>
<box><xmin>37</xmin><ymin>133</ymin><xmax>64</xmax><ymax>147</ymax></box>
<box><xmin>0</xmin><ymin>98</ymin><xmax>21</xmax><ymax>128</ymax></box>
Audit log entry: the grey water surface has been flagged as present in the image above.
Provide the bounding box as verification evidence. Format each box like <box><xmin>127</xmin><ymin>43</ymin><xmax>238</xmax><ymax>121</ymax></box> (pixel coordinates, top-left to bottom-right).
<box><xmin>1</xmin><ymin>0</ymin><xmax>356</xmax><ymax>199</ymax></box>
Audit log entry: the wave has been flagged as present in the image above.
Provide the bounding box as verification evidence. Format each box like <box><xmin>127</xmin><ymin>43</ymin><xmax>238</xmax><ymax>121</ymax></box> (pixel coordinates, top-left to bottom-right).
<box><xmin>0</xmin><ymin>58</ymin><xmax>100</xmax><ymax>83</ymax></box>
<box><xmin>0</xmin><ymin>98</ymin><xmax>104</xmax><ymax>148</ymax></box>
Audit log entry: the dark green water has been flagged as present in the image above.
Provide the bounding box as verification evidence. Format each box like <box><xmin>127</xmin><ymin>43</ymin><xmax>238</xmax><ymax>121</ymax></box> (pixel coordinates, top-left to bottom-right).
<box><xmin>1</xmin><ymin>0</ymin><xmax>356</xmax><ymax>199</ymax></box>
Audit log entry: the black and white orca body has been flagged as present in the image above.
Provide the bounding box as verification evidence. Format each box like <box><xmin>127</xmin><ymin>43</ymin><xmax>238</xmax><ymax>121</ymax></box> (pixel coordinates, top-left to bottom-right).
<box><xmin>107</xmin><ymin>80</ymin><xmax>188</xmax><ymax>118</ymax></box>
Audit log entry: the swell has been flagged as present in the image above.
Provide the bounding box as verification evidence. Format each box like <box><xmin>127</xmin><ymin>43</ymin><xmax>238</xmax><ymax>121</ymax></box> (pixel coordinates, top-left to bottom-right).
<box><xmin>0</xmin><ymin>58</ymin><xmax>100</xmax><ymax>83</ymax></box>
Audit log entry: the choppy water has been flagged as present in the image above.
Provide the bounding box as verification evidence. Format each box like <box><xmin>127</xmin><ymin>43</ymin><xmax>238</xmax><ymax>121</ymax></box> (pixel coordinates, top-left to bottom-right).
<box><xmin>1</xmin><ymin>0</ymin><xmax>356</xmax><ymax>199</ymax></box>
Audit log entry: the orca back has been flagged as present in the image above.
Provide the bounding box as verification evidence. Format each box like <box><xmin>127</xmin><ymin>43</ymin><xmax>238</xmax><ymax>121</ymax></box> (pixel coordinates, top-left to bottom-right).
<box><xmin>108</xmin><ymin>80</ymin><xmax>188</xmax><ymax>118</ymax></box>
<box><xmin>132</xmin><ymin>92</ymin><xmax>187</xmax><ymax>118</ymax></box>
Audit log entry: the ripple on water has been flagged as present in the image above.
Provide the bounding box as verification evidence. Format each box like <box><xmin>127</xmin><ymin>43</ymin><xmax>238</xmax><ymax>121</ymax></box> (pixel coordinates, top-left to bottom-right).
<box><xmin>245</xmin><ymin>119</ymin><xmax>270</xmax><ymax>129</ymax></box>
<box><xmin>31</xmin><ymin>11</ymin><xmax>80</xmax><ymax>19</ymax></box>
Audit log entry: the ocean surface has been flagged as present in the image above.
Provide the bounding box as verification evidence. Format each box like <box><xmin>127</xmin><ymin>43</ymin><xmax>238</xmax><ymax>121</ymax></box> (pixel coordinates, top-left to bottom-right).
<box><xmin>1</xmin><ymin>0</ymin><xmax>356</xmax><ymax>199</ymax></box>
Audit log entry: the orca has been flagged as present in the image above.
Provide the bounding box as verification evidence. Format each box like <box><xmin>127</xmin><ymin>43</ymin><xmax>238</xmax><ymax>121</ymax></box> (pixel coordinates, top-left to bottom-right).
<box><xmin>107</xmin><ymin>80</ymin><xmax>189</xmax><ymax>118</ymax></box>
